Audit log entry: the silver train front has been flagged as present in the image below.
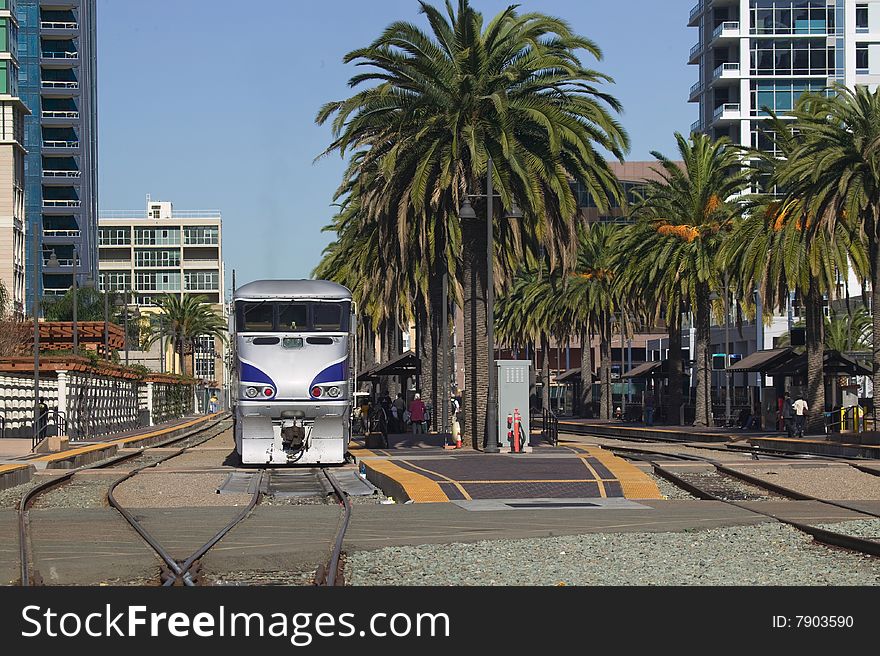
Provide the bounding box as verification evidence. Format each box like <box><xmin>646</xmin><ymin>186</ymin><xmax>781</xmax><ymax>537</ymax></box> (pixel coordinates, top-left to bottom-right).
<box><xmin>232</xmin><ymin>280</ymin><xmax>352</xmax><ymax>465</ymax></box>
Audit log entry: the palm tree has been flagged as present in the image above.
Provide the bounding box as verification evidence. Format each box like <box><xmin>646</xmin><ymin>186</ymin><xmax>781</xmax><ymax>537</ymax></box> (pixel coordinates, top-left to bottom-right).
<box><xmin>146</xmin><ymin>294</ymin><xmax>226</xmax><ymax>377</ymax></box>
<box><xmin>316</xmin><ymin>0</ymin><xmax>629</xmax><ymax>447</ymax></box>
<box><xmin>777</xmin><ymin>308</ymin><xmax>872</xmax><ymax>352</ymax></box>
<box><xmin>777</xmin><ymin>86</ymin><xmax>880</xmax><ymax>413</ymax></box>
<box><xmin>627</xmin><ymin>133</ymin><xmax>751</xmax><ymax>426</ymax></box>
<box><xmin>42</xmin><ymin>286</ymin><xmax>108</xmax><ymax>322</ymax></box>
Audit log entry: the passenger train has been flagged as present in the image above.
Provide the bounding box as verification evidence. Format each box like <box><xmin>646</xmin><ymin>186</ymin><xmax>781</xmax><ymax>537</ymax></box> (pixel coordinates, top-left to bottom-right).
<box><xmin>231</xmin><ymin>280</ymin><xmax>354</xmax><ymax>465</ymax></box>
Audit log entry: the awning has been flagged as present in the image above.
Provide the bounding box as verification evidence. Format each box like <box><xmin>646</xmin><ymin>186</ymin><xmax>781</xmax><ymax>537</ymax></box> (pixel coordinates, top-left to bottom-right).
<box><xmin>725</xmin><ymin>348</ymin><xmax>795</xmax><ymax>373</ymax></box>
<box><xmin>767</xmin><ymin>350</ymin><xmax>871</xmax><ymax>377</ymax></box>
<box><xmin>555</xmin><ymin>367</ymin><xmax>598</xmax><ymax>383</ymax></box>
<box><xmin>357</xmin><ymin>350</ymin><xmax>421</xmax><ymax>381</ymax></box>
<box><xmin>621</xmin><ymin>361</ymin><xmax>662</xmax><ymax>379</ymax></box>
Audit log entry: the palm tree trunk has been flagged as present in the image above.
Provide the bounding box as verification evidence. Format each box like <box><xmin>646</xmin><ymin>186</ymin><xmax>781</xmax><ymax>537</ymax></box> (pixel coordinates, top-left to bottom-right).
<box><xmin>541</xmin><ymin>332</ymin><xmax>550</xmax><ymax>413</ymax></box>
<box><xmin>693</xmin><ymin>284</ymin><xmax>712</xmax><ymax>427</ymax></box>
<box><xmin>599</xmin><ymin>314</ymin><xmax>612</xmax><ymax>420</ymax></box>
<box><xmin>579</xmin><ymin>326</ymin><xmax>592</xmax><ymax>416</ymax></box>
<box><xmin>461</xmin><ymin>216</ymin><xmax>488</xmax><ymax>449</ymax></box>
<box><xmin>871</xmin><ymin>233</ymin><xmax>880</xmax><ymax>426</ymax></box>
<box><xmin>382</xmin><ymin>320</ymin><xmax>400</xmax><ymax>398</ymax></box>
<box><xmin>805</xmin><ymin>277</ymin><xmax>826</xmax><ymax>435</ymax></box>
<box><xmin>666</xmin><ymin>303</ymin><xmax>683</xmax><ymax>425</ymax></box>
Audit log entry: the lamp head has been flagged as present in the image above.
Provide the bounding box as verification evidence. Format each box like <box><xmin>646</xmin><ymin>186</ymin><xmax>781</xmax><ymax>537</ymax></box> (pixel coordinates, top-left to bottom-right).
<box><xmin>459</xmin><ymin>198</ymin><xmax>477</xmax><ymax>220</ymax></box>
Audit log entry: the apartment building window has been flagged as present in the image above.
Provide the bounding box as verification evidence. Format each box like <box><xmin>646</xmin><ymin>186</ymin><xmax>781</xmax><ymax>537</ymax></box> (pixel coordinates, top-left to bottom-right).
<box><xmin>751</xmin><ymin>81</ymin><xmax>828</xmax><ymax>115</ymax></box>
<box><xmin>183</xmin><ymin>226</ymin><xmax>219</xmax><ymax>245</ymax></box>
<box><xmin>184</xmin><ymin>270</ymin><xmax>219</xmax><ymax>291</ymax></box>
<box><xmin>99</xmin><ymin>271</ymin><xmax>130</xmax><ymax>292</ymax></box>
<box><xmin>195</xmin><ymin>356</ymin><xmax>215</xmax><ymax>379</ymax></box>
<box><xmin>134</xmin><ymin>227</ymin><xmax>180</xmax><ymax>246</ymax></box>
<box><xmin>750</xmin><ymin>1</ymin><xmax>831</xmax><ymax>35</ymax></box>
<box><xmin>135</xmin><ymin>271</ymin><xmax>181</xmax><ymax>291</ymax></box>
<box><xmin>751</xmin><ymin>39</ymin><xmax>834</xmax><ymax>76</ymax></box>
<box><xmin>857</xmin><ymin>43</ymin><xmax>869</xmax><ymax>73</ymax></box>
<box><xmin>99</xmin><ymin>227</ymin><xmax>130</xmax><ymax>245</ymax></box>
<box><xmin>193</xmin><ymin>335</ymin><xmax>216</xmax><ymax>356</ymax></box>
<box><xmin>857</xmin><ymin>4</ymin><xmax>869</xmax><ymax>33</ymax></box>
<box><xmin>135</xmin><ymin>249</ymin><xmax>181</xmax><ymax>268</ymax></box>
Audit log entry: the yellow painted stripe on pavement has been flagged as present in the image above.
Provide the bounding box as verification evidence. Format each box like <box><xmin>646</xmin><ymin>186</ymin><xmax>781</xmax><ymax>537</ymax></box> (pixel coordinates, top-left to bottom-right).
<box><xmin>399</xmin><ymin>460</ymin><xmax>472</xmax><ymax>500</ymax></box>
<box><xmin>577</xmin><ymin>456</ymin><xmax>607</xmax><ymax>498</ymax></box>
<box><xmin>585</xmin><ymin>447</ymin><xmax>663</xmax><ymax>500</ymax></box>
<box><xmin>364</xmin><ymin>459</ymin><xmax>449</xmax><ymax>503</ymax></box>
<box><xmin>0</xmin><ymin>463</ymin><xmax>28</xmax><ymax>474</ymax></box>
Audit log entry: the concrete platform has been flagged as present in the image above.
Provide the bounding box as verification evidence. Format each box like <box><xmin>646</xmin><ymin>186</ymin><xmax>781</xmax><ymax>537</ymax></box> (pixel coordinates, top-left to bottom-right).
<box><xmin>352</xmin><ymin>436</ymin><xmax>661</xmax><ymax>503</ymax></box>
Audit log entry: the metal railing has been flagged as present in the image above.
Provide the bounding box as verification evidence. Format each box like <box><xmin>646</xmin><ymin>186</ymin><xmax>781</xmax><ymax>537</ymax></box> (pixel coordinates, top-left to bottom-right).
<box><xmin>41</xmin><ymin>51</ymin><xmax>78</xmax><ymax>59</ymax></box>
<box><xmin>41</xmin><ymin>111</ymin><xmax>80</xmax><ymax>119</ymax></box>
<box><xmin>100</xmin><ymin>209</ymin><xmax>221</xmax><ymax>219</ymax></box>
<box><xmin>542</xmin><ymin>407</ymin><xmax>559</xmax><ymax>446</ymax></box>
<box><xmin>689</xmin><ymin>0</ymin><xmax>705</xmax><ymax>22</ymax></box>
<box><xmin>41</xmin><ymin>80</ymin><xmax>79</xmax><ymax>89</ymax></box>
<box><xmin>0</xmin><ymin>413</ymin><xmax>5</xmax><ymax>439</ymax></box>
<box><xmin>712</xmin><ymin>21</ymin><xmax>740</xmax><ymax>39</ymax></box>
<box><xmin>43</xmin><ymin>170</ymin><xmax>81</xmax><ymax>177</ymax></box>
<box><xmin>690</xmin><ymin>81</ymin><xmax>703</xmax><ymax>97</ymax></box>
<box><xmin>43</xmin><ymin>257</ymin><xmax>80</xmax><ymax>267</ymax></box>
<box><xmin>44</xmin><ymin>229</ymin><xmax>81</xmax><ymax>237</ymax></box>
<box><xmin>713</xmin><ymin>102</ymin><xmax>740</xmax><ymax>120</ymax></box>
<box><xmin>40</xmin><ymin>21</ymin><xmax>78</xmax><ymax>29</ymax></box>
<box><xmin>689</xmin><ymin>42</ymin><xmax>702</xmax><ymax>59</ymax></box>
<box><xmin>43</xmin><ymin>199</ymin><xmax>81</xmax><ymax>207</ymax></box>
<box><xmin>43</xmin><ymin>140</ymin><xmax>80</xmax><ymax>148</ymax></box>
<box><xmin>713</xmin><ymin>62</ymin><xmax>740</xmax><ymax>78</ymax></box>
<box><xmin>691</xmin><ymin>118</ymin><xmax>703</xmax><ymax>133</ymax></box>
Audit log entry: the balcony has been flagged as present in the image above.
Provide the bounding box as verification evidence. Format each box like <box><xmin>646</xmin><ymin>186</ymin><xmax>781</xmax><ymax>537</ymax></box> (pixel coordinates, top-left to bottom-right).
<box><xmin>41</xmin><ymin>50</ymin><xmax>79</xmax><ymax>60</ymax></box>
<box><xmin>43</xmin><ymin>257</ymin><xmax>81</xmax><ymax>268</ymax></box>
<box><xmin>711</xmin><ymin>21</ymin><xmax>740</xmax><ymax>42</ymax></box>
<box><xmin>43</xmin><ymin>140</ymin><xmax>80</xmax><ymax>149</ymax></box>
<box><xmin>689</xmin><ymin>80</ymin><xmax>704</xmax><ymax>102</ymax></box>
<box><xmin>41</xmin><ymin>110</ymin><xmax>80</xmax><ymax>120</ymax></box>
<box><xmin>712</xmin><ymin>102</ymin><xmax>741</xmax><ymax>123</ymax></box>
<box><xmin>41</xmin><ymin>80</ymin><xmax>79</xmax><ymax>90</ymax></box>
<box><xmin>40</xmin><ymin>21</ymin><xmax>78</xmax><ymax>30</ymax></box>
<box><xmin>43</xmin><ymin>229</ymin><xmax>81</xmax><ymax>238</ymax></box>
<box><xmin>43</xmin><ymin>170</ymin><xmax>81</xmax><ymax>178</ymax></box>
<box><xmin>688</xmin><ymin>0</ymin><xmax>706</xmax><ymax>27</ymax></box>
<box><xmin>43</xmin><ymin>199</ymin><xmax>81</xmax><ymax>207</ymax></box>
<box><xmin>711</xmin><ymin>62</ymin><xmax>741</xmax><ymax>84</ymax></box>
<box><xmin>688</xmin><ymin>41</ymin><xmax>703</xmax><ymax>65</ymax></box>
<box><xmin>43</xmin><ymin>288</ymin><xmax>69</xmax><ymax>297</ymax></box>
<box><xmin>691</xmin><ymin>118</ymin><xmax>703</xmax><ymax>133</ymax></box>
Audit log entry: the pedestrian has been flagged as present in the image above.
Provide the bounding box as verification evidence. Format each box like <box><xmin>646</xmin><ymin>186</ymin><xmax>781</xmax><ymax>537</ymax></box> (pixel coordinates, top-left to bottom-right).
<box><xmin>781</xmin><ymin>391</ymin><xmax>795</xmax><ymax>438</ymax></box>
<box><xmin>746</xmin><ymin>401</ymin><xmax>762</xmax><ymax>430</ymax></box>
<box><xmin>644</xmin><ymin>390</ymin><xmax>655</xmax><ymax>427</ymax></box>
<box><xmin>409</xmin><ymin>393</ymin><xmax>427</xmax><ymax>434</ymax></box>
<box><xmin>209</xmin><ymin>393</ymin><xmax>219</xmax><ymax>414</ymax></box>
<box><xmin>793</xmin><ymin>393</ymin><xmax>809</xmax><ymax>437</ymax></box>
<box><xmin>37</xmin><ymin>397</ymin><xmax>49</xmax><ymax>439</ymax></box>
<box><xmin>392</xmin><ymin>393</ymin><xmax>406</xmax><ymax>432</ymax></box>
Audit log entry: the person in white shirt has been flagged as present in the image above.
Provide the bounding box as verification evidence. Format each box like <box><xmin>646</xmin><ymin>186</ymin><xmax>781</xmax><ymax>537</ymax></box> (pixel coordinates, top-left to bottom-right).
<box><xmin>792</xmin><ymin>395</ymin><xmax>809</xmax><ymax>437</ymax></box>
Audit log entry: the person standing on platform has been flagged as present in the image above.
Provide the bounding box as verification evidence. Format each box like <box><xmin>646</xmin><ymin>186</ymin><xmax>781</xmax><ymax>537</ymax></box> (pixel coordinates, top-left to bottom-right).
<box><xmin>38</xmin><ymin>397</ymin><xmax>49</xmax><ymax>439</ymax></box>
<box><xmin>644</xmin><ymin>390</ymin><xmax>655</xmax><ymax>427</ymax></box>
<box><xmin>392</xmin><ymin>393</ymin><xmax>406</xmax><ymax>433</ymax></box>
<box><xmin>781</xmin><ymin>391</ymin><xmax>795</xmax><ymax>438</ymax></box>
<box><xmin>409</xmin><ymin>393</ymin><xmax>427</xmax><ymax>434</ymax></box>
<box><xmin>793</xmin><ymin>394</ymin><xmax>809</xmax><ymax>437</ymax></box>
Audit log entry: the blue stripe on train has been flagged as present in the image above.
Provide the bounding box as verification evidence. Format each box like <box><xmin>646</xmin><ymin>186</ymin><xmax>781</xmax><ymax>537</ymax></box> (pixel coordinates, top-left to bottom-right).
<box><xmin>310</xmin><ymin>360</ymin><xmax>347</xmax><ymax>388</ymax></box>
<box><xmin>240</xmin><ymin>361</ymin><xmax>276</xmax><ymax>389</ymax></box>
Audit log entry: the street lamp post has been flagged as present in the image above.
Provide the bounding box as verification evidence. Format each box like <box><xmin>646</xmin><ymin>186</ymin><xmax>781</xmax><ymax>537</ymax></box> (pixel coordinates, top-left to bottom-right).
<box><xmin>103</xmin><ymin>282</ymin><xmax>109</xmax><ymax>356</ymax></box>
<box><xmin>72</xmin><ymin>246</ymin><xmax>78</xmax><ymax>355</ymax></box>
<box><xmin>32</xmin><ymin>234</ymin><xmax>41</xmax><ymax>447</ymax></box>
<box><xmin>459</xmin><ymin>157</ymin><xmax>521</xmax><ymax>452</ymax></box>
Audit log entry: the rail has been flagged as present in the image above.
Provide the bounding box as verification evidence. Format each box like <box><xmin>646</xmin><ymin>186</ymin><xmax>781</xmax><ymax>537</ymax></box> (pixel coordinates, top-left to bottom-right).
<box><xmin>41</xmin><ymin>111</ymin><xmax>80</xmax><ymax>119</ymax></box>
<box><xmin>40</xmin><ymin>21</ymin><xmax>78</xmax><ymax>30</ymax></box>
<box><xmin>542</xmin><ymin>407</ymin><xmax>559</xmax><ymax>446</ymax></box>
<box><xmin>43</xmin><ymin>140</ymin><xmax>80</xmax><ymax>148</ymax></box>
<box><xmin>43</xmin><ymin>199</ymin><xmax>81</xmax><ymax>207</ymax></box>
<box><xmin>41</xmin><ymin>51</ymin><xmax>78</xmax><ymax>59</ymax></box>
<box><xmin>41</xmin><ymin>80</ymin><xmax>79</xmax><ymax>89</ymax></box>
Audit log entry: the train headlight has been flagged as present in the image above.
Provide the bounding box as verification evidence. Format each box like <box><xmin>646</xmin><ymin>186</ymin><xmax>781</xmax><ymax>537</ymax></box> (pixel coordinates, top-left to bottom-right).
<box><xmin>263</xmin><ymin>387</ymin><xmax>274</xmax><ymax>397</ymax></box>
<box><xmin>326</xmin><ymin>386</ymin><xmax>340</xmax><ymax>398</ymax></box>
<box><xmin>245</xmin><ymin>387</ymin><xmax>258</xmax><ymax>398</ymax></box>
<box><xmin>311</xmin><ymin>386</ymin><xmax>323</xmax><ymax>397</ymax></box>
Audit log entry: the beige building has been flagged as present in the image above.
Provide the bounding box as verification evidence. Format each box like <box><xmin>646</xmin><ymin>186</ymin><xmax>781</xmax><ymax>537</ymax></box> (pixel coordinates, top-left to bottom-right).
<box><xmin>98</xmin><ymin>197</ymin><xmax>226</xmax><ymax>394</ymax></box>
<box><xmin>0</xmin><ymin>4</ymin><xmax>28</xmax><ymax>316</ymax></box>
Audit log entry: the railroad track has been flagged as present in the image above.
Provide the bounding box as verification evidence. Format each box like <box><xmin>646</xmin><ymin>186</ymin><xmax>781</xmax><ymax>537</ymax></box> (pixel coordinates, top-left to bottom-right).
<box><xmin>608</xmin><ymin>444</ymin><xmax>880</xmax><ymax>558</ymax></box>
<box><xmin>313</xmin><ymin>468</ymin><xmax>351</xmax><ymax>587</ymax></box>
<box><xmin>18</xmin><ymin>416</ymin><xmax>235</xmax><ymax>586</ymax></box>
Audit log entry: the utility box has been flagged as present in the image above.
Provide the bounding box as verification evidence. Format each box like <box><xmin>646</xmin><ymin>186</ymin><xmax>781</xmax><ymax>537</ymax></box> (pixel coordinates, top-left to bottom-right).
<box><xmin>496</xmin><ymin>360</ymin><xmax>532</xmax><ymax>453</ymax></box>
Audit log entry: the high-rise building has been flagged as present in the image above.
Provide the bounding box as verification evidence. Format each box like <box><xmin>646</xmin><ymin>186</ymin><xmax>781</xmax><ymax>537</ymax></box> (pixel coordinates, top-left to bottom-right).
<box><xmin>16</xmin><ymin>0</ymin><xmax>98</xmax><ymax>306</ymax></box>
<box><xmin>690</xmin><ymin>1</ymin><xmax>880</xmax><ymax>148</ymax></box>
<box><xmin>0</xmin><ymin>1</ymin><xmax>28</xmax><ymax>315</ymax></box>
<box><xmin>98</xmin><ymin>197</ymin><xmax>226</xmax><ymax>391</ymax></box>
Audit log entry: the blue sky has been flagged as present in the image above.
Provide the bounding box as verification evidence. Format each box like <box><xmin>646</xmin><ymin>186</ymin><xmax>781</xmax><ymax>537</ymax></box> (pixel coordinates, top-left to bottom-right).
<box><xmin>97</xmin><ymin>0</ymin><xmax>696</xmax><ymax>288</ymax></box>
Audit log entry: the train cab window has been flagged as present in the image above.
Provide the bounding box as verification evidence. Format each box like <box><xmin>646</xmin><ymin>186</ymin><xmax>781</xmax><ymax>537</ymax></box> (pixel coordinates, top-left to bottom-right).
<box><xmin>278</xmin><ymin>303</ymin><xmax>308</xmax><ymax>331</ymax></box>
<box><xmin>313</xmin><ymin>303</ymin><xmax>343</xmax><ymax>331</ymax></box>
<box><xmin>239</xmin><ymin>302</ymin><xmax>273</xmax><ymax>332</ymax></box>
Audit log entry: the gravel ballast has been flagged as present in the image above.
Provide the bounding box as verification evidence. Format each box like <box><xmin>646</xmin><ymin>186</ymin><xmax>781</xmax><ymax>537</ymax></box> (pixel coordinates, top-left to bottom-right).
<box><xmin>728</xmin><ymin>464</ymin><xmax>880</xmax><ymax>500</ymax></box>
<box><xmin>346</xmin><ymin>523</ymin><xmax>880</xmax><ymax>586</ymax></box>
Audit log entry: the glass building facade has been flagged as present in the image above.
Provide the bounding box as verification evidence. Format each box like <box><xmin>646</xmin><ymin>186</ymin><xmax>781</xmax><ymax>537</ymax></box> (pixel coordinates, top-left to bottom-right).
<box><xmin>16</xmin><ymin>0</ymin><xmax>98</xmax><ymax>306</ymax></box>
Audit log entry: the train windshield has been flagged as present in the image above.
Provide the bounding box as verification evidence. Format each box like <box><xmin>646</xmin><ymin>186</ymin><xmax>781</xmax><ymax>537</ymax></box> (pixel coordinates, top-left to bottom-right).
<box><xmin>236</xmin><ymin>301</ymin><xmax>350</xmax><ymax>333</ymax></box>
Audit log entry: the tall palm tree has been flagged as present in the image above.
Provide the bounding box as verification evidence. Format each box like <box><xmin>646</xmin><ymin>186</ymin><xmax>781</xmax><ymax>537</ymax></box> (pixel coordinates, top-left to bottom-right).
<box><xmin>777</xmin><ymin>86</ymin><xmax>880</xmax><ymax>411</ymax></box>
<box><xmin>316</xmin><ymin>0</ymin><xmax>629</xmax><ymax>447</ymax></box>
<box><xmin>146</xmin><ymin>294</ymin><xmax>226</xmax><ymax>377</ymax></box>
<box><xmin>627</xmin><ymin>133</ymin><xmax>751</xmax><ymax>426</ymax></box>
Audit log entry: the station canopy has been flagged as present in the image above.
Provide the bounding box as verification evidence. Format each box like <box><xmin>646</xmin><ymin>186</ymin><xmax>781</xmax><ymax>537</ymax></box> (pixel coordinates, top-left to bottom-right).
<box><xmin>555</xmin><ymin>367</ymin><xmax>598</xmax><ymax>383</ymax></box>
<box><xmin>621</xmin><ymin>360</ymin><xmax>685</xmax><ymax>379</ymax></box>
<box><xmin>766</xmin><ymin>350</ymin><xmax>871</xmax><ymax>377</ymax></box>
<box><xmin>724</xmin><ymin>348</ymin><xmax>795</xmax><ymax>373</ymax></box>
<box><xmin>357</xmin><ymin>350</ymin><xmax>420</xmax><ymax>382</ymax></box>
